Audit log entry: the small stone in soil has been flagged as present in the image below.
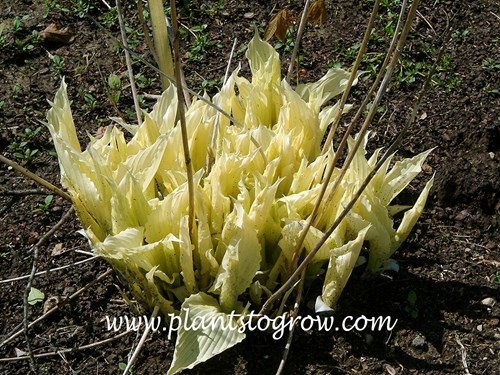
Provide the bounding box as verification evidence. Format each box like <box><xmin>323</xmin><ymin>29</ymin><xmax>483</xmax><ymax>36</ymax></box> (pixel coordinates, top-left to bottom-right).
<box><xmin>481</xmin><ymin>297</ymin><xmax>496</xmax><ymax>307</ymax></box>
<box><xmin>412</xmin><ymin>335</ymin><xmax>426</xmax><ymax>348</ymax></box>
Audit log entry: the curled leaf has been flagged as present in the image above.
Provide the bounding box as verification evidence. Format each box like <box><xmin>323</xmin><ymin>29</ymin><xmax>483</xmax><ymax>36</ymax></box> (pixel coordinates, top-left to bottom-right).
<box><xmin>264</xmin><ymin>8</ymin><xmax>292</xmax><ymax>42</ymax></box>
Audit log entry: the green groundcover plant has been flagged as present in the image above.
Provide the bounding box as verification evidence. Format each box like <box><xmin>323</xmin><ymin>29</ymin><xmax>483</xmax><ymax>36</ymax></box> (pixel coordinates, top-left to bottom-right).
<box><xmin>46</xmin><ymin>34</ymin><xmax>433</xmax><ymax>373</ymax></box>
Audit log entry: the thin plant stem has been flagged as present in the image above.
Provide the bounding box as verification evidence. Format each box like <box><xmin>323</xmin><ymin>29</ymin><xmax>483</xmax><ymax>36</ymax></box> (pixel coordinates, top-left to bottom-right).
<box><xmin>0</xmin><ymin>155</ymin><xmax>71</xmax><ymax>201</ymax></box>
<box><xmin>165</xmin><ymin>16</ymin><xmax>191</xmax><ymax>106</ymax></box>
<box><xmin>0</xmin><ymin>331</ymin><xmax>131</xmax><ymax>362</ymax></box>
<box><xmin>313</xmin><ymin>0</ymin><xmax>409</xmax><ymax>226</ymax></box>
<box><xmin>116</xmin><ymin>0</ymin><xmax>142</xmax><ymax>126</ymax></box>
<box><xmin>286</xmin><ymin>0</ymin><xmax>311</xmax><ymax>83</ymax></box>
<box><xmin>0</xmin><ymin>256</ymin><xmax>97</xmax><ymax>284</ymax></box>
<box><xmin>321</xmin><ymin>0</ymin><xmax>381</xmax><ymax>154</ymax></box>
<box><xmin>0</xmin><ymin>189</ymin><xmax>48</xmax><ymax>196</ymax></box>
<box><xmin>275</xmin><ymin>268</ymin><xmax>306</xmax><ymax>375</ymax></box>
<box><xmin>122</xmin><ymin>305</ymin><xmax>160</xmax><ymax>375</ymax></box>
<box><xmin>169</xmin><ymin>0</ymin><xmax>195</xmax><ymax>236</ymax></box>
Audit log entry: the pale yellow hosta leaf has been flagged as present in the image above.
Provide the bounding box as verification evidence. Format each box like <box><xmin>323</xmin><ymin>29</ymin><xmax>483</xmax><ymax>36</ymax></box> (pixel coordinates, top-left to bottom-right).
<box><xmin>121</xmin><ymin>135</ymin><xmax>167</xmax><ymax>187</ymax></box>
<box><xmin>110</xmin><ymin>170</ymin><xmax>151</xmax><ymax>233</ymax></box>
<box><xmin>248</xmin><ymin>177</ymin><xmax>282</xmax><ymax>252</ymax></box>
<box><xmin>46</xmin><ymin>78</ymin><xmax>81</xmax><ymax>153</ymax></box>
<box><xmin>290</xmin><ymin>149</ymin><xmax>332</xmax><ymax>194</ymax></box>
<box><xmin>121</xmin><ymin>236</ymin><xmax>181</xmax><ymax>283</ymax></box>
<box><xmin>186</xmin><ymin>106</ymin><xmax>214</xmax><ymax>172</ymax></box>
<box><xmin>304</xmin><ymin>224</ymin><xmax>345</xmax><ymax>263</ymax></box>
<box><xmin>277</xmin><ymin>218</ymin><xmax>345</xmax><ymax>265</ymax></box>
<box><xmin>51</xmin><ymin>141</ymin><xmax>112</xmax><ymax>239</ymax></box>
<box><xmin>150</xmin><ymin>84</ymin><xmax>178</xmax><ymax>134</ymax></box>
<box><xmin>238</xmin><ymin>34</ymin><xmax>283</xmax><ymax>128</ymax></box>
<box><xmin>210</xmin><ymin>203</ymin><xmax>261</xmax><ymax>312</ymax></box>
<box><xmin>167</xmin><ymin>293</ymin><xmax>245</xmax><ymax>375</ymax></box>
<box><xmin>127</xmin><ymin>114</ymin><xmax>161</xmax><ymax>153</ymax></box>
<box><xmin>94</xmin><ymin>227</ymin><xmax>144</xmax><ymax>259</ymax></box>
<box><xmin>321</xmin><ymin>225</ymin><xmax>370</xmax><ymax>308</ymax></box>
<box><xmin>145</xmin><ymin>267</ymin><xmax>176</xmax><ymax>315</ymax></box>
<box><xmin>88</xmin><ymin>126</ymin><xmax>129</xmax><ymax>169</ymax></box>
<box><xmin>179</xmin><ymin>215</ymin><xmax>198</xmax><ymax>295</ymax></box>
<box><xmin>379</xmin><ymin>148</ymin><xmax>434</xmax><ymax>206</ymax></box>
<box><xmin>318</xmin><ymin>102</ymin><xmax>353</xmax><ymax>133</ymax></box>
<box><xmin>110</xmin><ymin>116</ymin><xmax>138</xmax><ymax>135</ymax></box>
<box><xmin>296</xmin><ymin>68</ymin><xmax>354</xmax><ymax>112</ymax></box>
<box><xmin>278</xmin><ymin>184</ymin><xmax>322</xmax><ymax>219</ymax></box>
<box><xmin>246</xmin><ymin>33</ymin><xmax>281</xmax><ymax>88</ymax></box>
<box><xmin>193</xmin><ymin>189</ymin><xmax>219</xmax><ymax>287</ymax></box>
<box><xmin>279</xmin><ymin>82</ymin><xmax>322</xmax><ymax>160</ymax></box>
<box><xmin>392</xmin><ymin>175</ymin><xmax>434</xmax><ymax>251</ymax></box>
<box><xmin>352</xmin><ymin>194</ymin><xmax>394</xmax><ymax>261</ymax></box>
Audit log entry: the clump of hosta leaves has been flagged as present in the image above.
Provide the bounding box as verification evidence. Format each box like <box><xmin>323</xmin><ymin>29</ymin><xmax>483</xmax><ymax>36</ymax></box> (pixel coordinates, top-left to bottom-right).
<box><xmin>46</xmin><ymin>34</ymin><xmax>433</xmax><ymax>373</ymax></box>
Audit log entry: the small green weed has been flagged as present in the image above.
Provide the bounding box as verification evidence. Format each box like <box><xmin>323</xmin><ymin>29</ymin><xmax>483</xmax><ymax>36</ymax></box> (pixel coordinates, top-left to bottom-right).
<box><xmin>11</xmin><ymin>83</ymin><xmax>22</xmax><ymax>99</ymax></box>
<box><xmin>33</xmin><ymin>195</ymin><xmax>54</xmax><ymax>214</ymax></box>
<box><xmin>181</xmin><ymin>24</ymin><xmax>222</xmax><ymax>62</ymax></box>
<box><xmin>482</xmin><ymin>58</ymin><xmax>500</xmax><ymax>71</ymax></box>
<box><xmin>200</xmin><ymin>77</ymin><xmax>223</xmax><ymax>91</ymax></box>
<box><xmin>8</xmin><ymin>126</ymin><xmax>42</xmax><ymax>161</ymax></box>
<box><xmin>11</xmin><ymin>15</ymin><xmax>30</xmax><ymax>34</ymax></box>
<box><xmin>108</xmin><ymin>72</ymin><xmax>122</xmax><ymax>105</ymax></box>
<box><xmin>135</xmin><ymin>72</ymin><xmax>156</xmax><ymax>89</ymax></box>
<box><xmin>82</xmin><ymin>93</ymin><xmax>98</xmax><ymax>111</ymax></box>
<box><xmin>274</xmin><ymin>28</ymin><xmax>295</xmax><ymax>53</ymax></box>
<box><xmin>452</xmin><ymin>29</ymin><xmax>469</xmax><ymax>41</ymax></box>
<box><xmin>404</xmin><ymin>290</ymin><xmax>419</xmax><ymax>318</ymax></box>
<box><xmin>52</xmin><ymin>54</ymin><xmax>64</xmax><ymax>76</ymax></box>
<box><xmin>485</xmin><ymin>84</ymin><xmax>499</xmax><ymax>96</ymax></box>
<box><xmin>118</xmin><ymin>362</ymin><xmax>133</xmax><ymax>374</ymax></box>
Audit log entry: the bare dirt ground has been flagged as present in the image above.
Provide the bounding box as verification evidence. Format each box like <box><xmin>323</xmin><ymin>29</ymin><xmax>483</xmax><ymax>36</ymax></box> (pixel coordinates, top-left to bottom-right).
<box><xmin>0</xmin><ymin>0</ymin><xmax>498</xmax><ymax>374</ymax></box>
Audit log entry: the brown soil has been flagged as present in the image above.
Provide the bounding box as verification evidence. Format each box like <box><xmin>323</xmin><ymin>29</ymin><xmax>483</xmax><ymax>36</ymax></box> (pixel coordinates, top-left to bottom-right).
<box><xmin>0</xmin><ymin>0</ymin><xmax>498</xmax><ymax>374</ymax></box>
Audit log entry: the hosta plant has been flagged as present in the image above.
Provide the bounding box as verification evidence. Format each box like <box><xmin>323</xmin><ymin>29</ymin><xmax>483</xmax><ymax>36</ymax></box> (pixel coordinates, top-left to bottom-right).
<box><xmin>46</xmin><ymin>34</ymin><xmax>433</xmax><ymax>373</ymax></box>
